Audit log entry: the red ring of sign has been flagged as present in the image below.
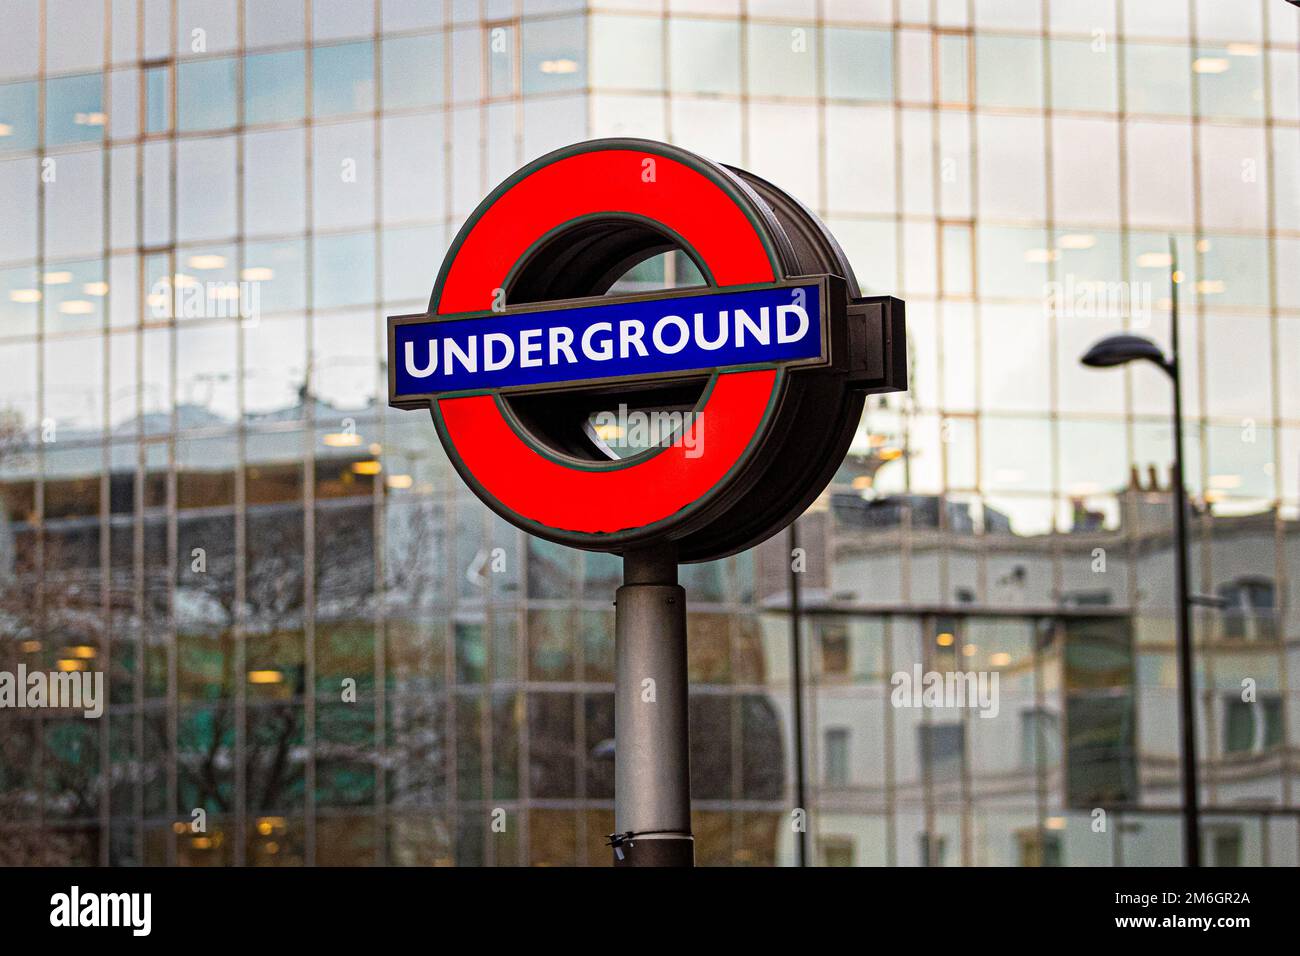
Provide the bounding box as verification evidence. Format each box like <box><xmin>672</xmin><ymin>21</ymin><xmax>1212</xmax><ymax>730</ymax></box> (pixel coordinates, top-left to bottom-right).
<box><xmin>432</xmin><ymin>147</ymin><xmax>784</xmax><ymax>537</ymax></box>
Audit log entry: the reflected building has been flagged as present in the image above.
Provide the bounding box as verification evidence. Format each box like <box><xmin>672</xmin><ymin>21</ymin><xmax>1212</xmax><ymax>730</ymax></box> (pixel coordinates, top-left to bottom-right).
<box><xmin>0</xmin><ymin>0</ymin><xmax>1298</xmax><ymax>866</ymax></box>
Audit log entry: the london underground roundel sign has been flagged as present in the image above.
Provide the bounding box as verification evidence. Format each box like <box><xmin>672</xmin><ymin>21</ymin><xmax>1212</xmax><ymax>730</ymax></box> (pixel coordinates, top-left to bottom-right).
<box><xmin>388</xmin><ymin>139</ymin><xmax>905</xmax><ymax>562</ymax></box>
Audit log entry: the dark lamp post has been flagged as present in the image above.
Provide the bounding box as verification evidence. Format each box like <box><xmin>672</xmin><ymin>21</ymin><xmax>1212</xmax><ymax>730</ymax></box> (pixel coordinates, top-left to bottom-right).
<box><xmin>1079</xmin><ymin>239</ymin><xmax>1201</xmax><ymax>867</ymax></box>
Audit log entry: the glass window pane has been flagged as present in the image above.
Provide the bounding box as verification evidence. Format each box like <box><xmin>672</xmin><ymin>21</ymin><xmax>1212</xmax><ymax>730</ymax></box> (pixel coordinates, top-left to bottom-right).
<box><xmin>247</xmin><ymin>0</ymin><xmax>306</xmax><ymax>48</ymax></box>
<box><xmin>245</xmin><ymin>49</ymin><xmax>306</xmax><ymax>124</ymax></box>
<box><xmin>747</xmin><ymin>23</ymin><xmax>817</xmax><ymax>98</ymax></box>
<box><xmin>1049</xmin><ymin>37</ymin><xmax>1117</xmax><ymax>112</ymax></box>
<box><xmin>938</xmin><ymin>33</ymin><xmax>968</xmax><ymax>104</ymax></box>
<box><xmin>670</xmin><ymin>19</ymin><xmax>740</xmax><ymax>95</ymax></box>
<box><xmin>145</xmin><ymin>65</ymin><xmax>170</xmax><ymax>133</ymax></box>
<box><xmin>592</xmin><ymin>15</ymin><xmax>663</xmax><ymax>91</ymax></box>
<box><xmin>977</xmin><ymin>225</ymin><xmax>1050</xmax><ymax>299</ymax></box>
<box><xmin>313</xmin><ymin>0</ymin><xmax>373</xmax><ymax>42</ymax></box>
<box><xmin>244</xmin><ymin>127</ymin><xmax>307</xmax><ymax>237</ymax></box>
<box><xmin>0</xmin><ymin>0</ymin><xmax>40</xmax><ymax>80</ymax></box>
<box><xmin>975</xmin><ymin>35</ymin><xmax>1041</xmax><ymax>109</ymax></box>
<box><xmin>487</xmin><ymin>24</ymin><xmax>515</xmax><ymax>98</ymax></box>
<box><xmin>0</xmin><ymin>80</ymin><xmax>39</xmax><ymax>152</ymax></box>
<box><xmin>381</xmin><ymin>34</ymin><xmax>443</xmax><ymax>109</ymax></box>
<box><xmin>244</xmin><ymin>238</ymin><xmax>307</xmax><ymax>314</ymax></box>
<box><xmin>177</xmin><ymin>136</ymin><xmax>237</xmax><ymax>241</ymax></box>
<box><xmin>313</xmin><ymin>232</ymin><xmax>375</xmax><ymax>309</ymax></box>
<box><xmin>43</xmin><ymin>258</ymin><xmax>106</xmax><ymax>334</ymax></box>
<box><xmin>977</xmin><ymin>113</ymin><xmax>1045</xmax><ymax>220</ymax></box>
<box><xmin>1124</xmin><ymin>42</ymin><xmax>1191</xmax><ymax>115</ymax></box>
<box><xmin>0</xmin><ymin>163</ymin><xmax>37</xmax><ymax>285</ymax></box>
<box><xmin>522</xmin><ymin>16</ymin><xmax>586</xmax><ymax>95</ymax></box>
<box><xmin>313</xmin><ymin>42</ymin><xmax>376</xmax><ymax>117</ymax></box>
<box><xmin>178</xmin><ymin>57</ymin><xmax>237</xmax><ymax>131</ymax></box>
<box><xmin>0</xmin><ymin>265</ymin><xmax>40</xmax><ymax>337</ymax></box>
<box><xmin>46</xmin><ymin>73</ymin><xmax>105</xmax><ymax>146</ymax></box>
<box><xmin>981</xmin><ymin>305</ymin><xmax>1049</xmax><ymax>413</ymax></box>
<box><xmin>825</xmin><ymin>27</ymin><xmax>892</xmax><ymax>101</ymax></box>
<box><xmin>176</xmin><ymin>0</ymin><xmax>238</xmax><ymax>56</ymax></box>
<box><xmin>1199</xmin><ymin>235</ymin><xmax>1269</xmax><ymax>309</ymax></box>
<box><xmin>1194</xmin><ymin>45</ymin><xmax>1265</xmax><ymax>120</ymax></box>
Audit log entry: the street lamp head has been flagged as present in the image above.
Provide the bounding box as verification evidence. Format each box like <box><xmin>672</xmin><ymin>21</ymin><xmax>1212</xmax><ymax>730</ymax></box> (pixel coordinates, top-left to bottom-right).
<box><xmin>1080</xmin><ymin>334</ymin><xmax>1169</xmax><ymax>371</ymax></box>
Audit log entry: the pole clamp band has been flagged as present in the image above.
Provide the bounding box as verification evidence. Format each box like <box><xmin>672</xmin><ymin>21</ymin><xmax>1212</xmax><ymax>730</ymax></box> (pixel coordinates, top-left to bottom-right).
<box><xmin>606</xmin><ymin>829</ymin><xmax>694</xmax><ymax>862</ymax></box>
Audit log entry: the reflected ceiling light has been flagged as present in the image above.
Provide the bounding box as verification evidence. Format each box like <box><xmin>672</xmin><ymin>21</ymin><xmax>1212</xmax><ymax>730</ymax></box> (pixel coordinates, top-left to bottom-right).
<box><xmin>322</xmin><ymin>432</ymin><xmax>362</xmax><ymax>447</ymax></box>
<box><xmin>240</xmin><ymin>266</ymin><xmax>274</xmax><ymax>281</ymax></box>
<box><xmin>191</xmin><ymin>837</ymin><xmax>214</xmax><ymax>849</ymax></box>
<box><xmin>247</xmin><ymin>669</ymin><xmax>284</xmax><ymax>684</ymax></box>
<box><xmin>188</xmin><ymin>254</ymin><xmax>227</xmax><ymax>270</ymax></box>
<box><xmin>351</xmin><ymin>460</ymin><xmax>382</xmax><ymax>475</ymax></box>
<box><xmin>369</xmin><ymin>442</ymin><xmax>383</xmax><ymax>455</ymax></box>
<box><xmin>83</xmin><ymin>281</ymin><xmax>109</xmax><ymax>296</ymax></box>
<box><xmin>1045</xmin><ymin>816</ymin><xmax>1067</xmax><ymax>830</ymax></box>
<box><xmin>74</xmin><ymin>111</ymin><xmax>106</xmax><ymax>125</ymax></box>
<box><xmin>961</xmin><ymin>644</ymin><xmax>977</xmax><ymax>657</ymax></box>
<box><xmin>936</xmin><ymin>632</ymin><xmax>955</xmax><ymax>647</ymax></box>
<box><xmin>878</xmin><ymin>446</ymin><xmax>903</xmax><ymax>461</ymax></box>
<box><xmin>1204</xmin><ymin>489</ymin><xmax>1224</xmax><ymax>504</ymax></box>
<box><xmin>68</xmin><ymin>645</ymin><xmax>97</xmax><ymax>659</ymax></box>
<box><xmin>1068</xmin><ymin>483</ymin><xmax>1101</xmax><ymax>496</ymax></box>
<box><xmin>43</xmin><ymin>271</ymin><xmax>72</xmax><ymax>285</ymax></box>
<box><xmin>1195</xmin><ymin>279</ymin><xmax>1224</xmax><ymax>294</ymax></box>
<box><xmin>172</xmin><ymin>272</ymin><xmax>200</xmax><ymax>287</ymax></box>
<box><xmin>20</xmin><ymin>640</ymin><xmax>41</xmax><ymax>653</ymax></box>
<box><xmin>989</xmin><ymin>652</ymin><xmax>1011</xmax><ymax>667</ymax></box>
<box><xmin>850</xmin><ymin>475</ymin><xmax>872</xmax><ymax>490</ymax></box>
<box><xmin>56</xmin><ymin>659</ymin><xmax>86</xmax><ymax>672</ymax></box>
<box><xmin>1172</xmin><ymin>270</ymin><xmax>1185</xmax><ymax>284</ymax></box>
<box><xmin>58</xmin><ymin>300</ymin><xmax>94</xmax><ymax>315</ymax></box>
<box><xmin>1193</xmin><ymin>57</ymin><xmax>1230</xmax><ymax>74</ymax></box>
<box><xmin>1136</xmin><ymin>252</ymin><xmax>1173</xmax><ymax>269</ymax></box>
<box><xmin>1195</xmin><ymin>239</ymin><xmax>1210</xmax><ymax>252</ymax></box>
<box><xmin>0</xmin><ymin>123</ymin><xmax>12</xmax><ymax>136</ymax></box>
<box><xmin>386</xmin><ymin>473</ymin><xmax>413</xmax><ymax>489</ymax></box>
<box><xmin>1057</xmin><ymin>233</ymin><xmax>1095</xmax><ymax>250</ymax></box>
<box><xmin>593</xmin><ymin>421</ymin><xmax>623</xmax><ymax>441</ymax></box>
<box><xmin>9</xmin><ymin>288</ymin><xmax>42</xmax><ymax>303</ymax></box>
<box><xmin>1226</xmin><ymin>43</ymin><xmax>1260</xmax><ymax>57</ymax></box>
<box><xmin>539</xmin><ymin>59</ymin><xmax>579</xmax><ymax>74</ymax></box>
<box><xmin>256</xmin><ymin>817</ymin><xmax>284</xmax><ymax>835</ymax></box>
<box><xmin>1023</xmin><ymin>248</ymin><xmax>1059</xmax><ymax>263</ymax></box>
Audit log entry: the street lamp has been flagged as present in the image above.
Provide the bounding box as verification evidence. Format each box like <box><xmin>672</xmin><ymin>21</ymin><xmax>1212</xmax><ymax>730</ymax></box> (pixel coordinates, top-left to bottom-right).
<box><xmin>1079</xmin><ymin>239</ymin><xmax>1201</xmax><ymax>867</ymax></box>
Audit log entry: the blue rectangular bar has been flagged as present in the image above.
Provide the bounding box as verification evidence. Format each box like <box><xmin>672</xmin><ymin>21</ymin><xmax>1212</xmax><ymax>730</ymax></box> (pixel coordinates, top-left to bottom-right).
<box><xmin>391</xmin><ymin>283</ymin><xmax>823</xmax><ymax>397</ymax></box>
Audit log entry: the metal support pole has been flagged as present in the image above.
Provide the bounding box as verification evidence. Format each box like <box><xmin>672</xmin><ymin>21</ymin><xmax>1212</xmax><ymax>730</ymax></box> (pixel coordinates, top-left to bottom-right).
<box><xmin>787</xmin><ymin>522</ymin><xmax>808</xmax><ymax>867</ymax></box>
<box><xmin>1168</xmin><ymin>240</ymin><xmax>1202</xmax><ymax>867</ymax></box>
<box><xmin>610</xmin><ymin>545</ymin><xmax>694</xmax><ymax>866</ymax></box>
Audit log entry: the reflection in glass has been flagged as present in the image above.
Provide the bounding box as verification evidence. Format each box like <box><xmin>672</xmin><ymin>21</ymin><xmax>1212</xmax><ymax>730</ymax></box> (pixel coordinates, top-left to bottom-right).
<box><xmin>177</xmin><ymin>57</ymin><xmax>237</xmax><ymax>131</ymax></box>
<box><xmin>46</xmin><ymin>73</ymin><xmax>104</xmax><ymax>145</ymax></box>
<box><xmin>313</xmin><ymin>42</ymin><xmax>375</xmax><ymax>117</ymax></box>
<box><xmin>522</xmin><ymin>16</ymin><xmax>586</xmax><ymax>95</ymax></box>
<box><xmin>245</xmin><ymin>49</ymin><xmax>306</xmax><ymax>125</ymax></box>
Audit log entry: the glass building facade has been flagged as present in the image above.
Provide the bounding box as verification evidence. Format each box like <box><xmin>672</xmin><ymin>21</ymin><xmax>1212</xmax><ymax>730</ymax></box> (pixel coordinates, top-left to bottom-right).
<box><xmin>1</xmin><ymin>0</ymin><xmax>1298</xmax><ymax>866</ymax></box>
